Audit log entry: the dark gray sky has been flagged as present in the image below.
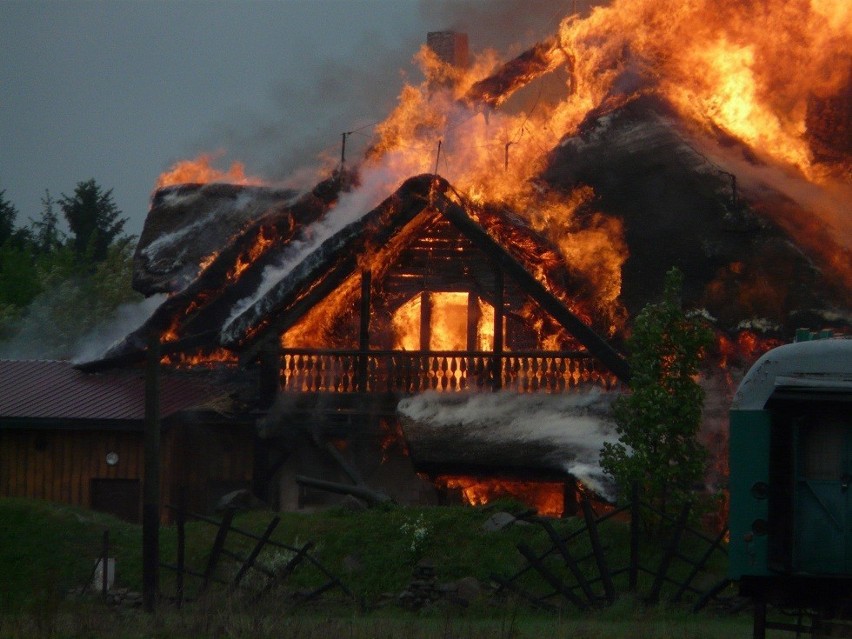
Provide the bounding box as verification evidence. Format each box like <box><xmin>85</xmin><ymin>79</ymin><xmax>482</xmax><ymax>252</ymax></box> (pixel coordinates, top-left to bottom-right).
<box><xmin>1</xmin><ymin>0</ymin><xmax>567</xmax><ymax>237</ymax></box>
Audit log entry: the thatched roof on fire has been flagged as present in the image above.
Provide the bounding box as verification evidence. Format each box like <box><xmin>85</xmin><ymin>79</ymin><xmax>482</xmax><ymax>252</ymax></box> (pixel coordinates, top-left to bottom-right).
<box><xmin>82</xmin><ymin>174</ymin><xmax>630</xmax><ymax>380</ymax></box>
<box><xmin>540</xmin><ymin>93</ymin><xmax>851</xmax><ymax>329</ymax></box>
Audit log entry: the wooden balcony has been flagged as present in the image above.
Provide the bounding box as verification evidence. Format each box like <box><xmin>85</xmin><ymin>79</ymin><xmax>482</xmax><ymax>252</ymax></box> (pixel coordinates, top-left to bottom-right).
<box><xmin>278</xmin><ymin>349</ymin><xmax>619</xmax><ymax>395</ymax></box>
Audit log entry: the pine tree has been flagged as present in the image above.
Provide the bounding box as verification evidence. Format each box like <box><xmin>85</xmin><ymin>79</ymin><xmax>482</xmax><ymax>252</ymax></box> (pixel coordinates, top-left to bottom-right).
<box><xmin>0</xmin><ymin>190</ymin><xmax>18</xmax><ymax>245</ymax></box>
<box><xmin>30</xmin><ymin>190</ymin><xmax>65</xmax><ymax>254</ymax></box>
<box><xmin>59</xmin><ymin>179</ymin><xmax>128</xmax><ymax>263</ymax></box>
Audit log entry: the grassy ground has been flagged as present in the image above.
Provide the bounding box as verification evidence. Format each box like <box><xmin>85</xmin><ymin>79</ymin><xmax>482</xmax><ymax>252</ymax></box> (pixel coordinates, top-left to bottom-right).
<box><xmin>0</xmin><ymin>497</ymin><xmax>754</xmax><ymax>638</ymax></box>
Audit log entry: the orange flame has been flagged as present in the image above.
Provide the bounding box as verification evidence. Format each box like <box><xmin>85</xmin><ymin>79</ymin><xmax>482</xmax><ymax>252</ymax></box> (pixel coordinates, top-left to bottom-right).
<box><xmin>155</xmin><ymin>153</ymin><xmax>264</xmax><ymax>189</ymax></box>
<box><xmin>435</xmin><ymin>475</ymin><xmax>567</xmax><ymax>518</ymax></box>
<box><xmin>153</xmin><ymin>1</ymin><xmax>848</xmax><ymax>370</ymax></box>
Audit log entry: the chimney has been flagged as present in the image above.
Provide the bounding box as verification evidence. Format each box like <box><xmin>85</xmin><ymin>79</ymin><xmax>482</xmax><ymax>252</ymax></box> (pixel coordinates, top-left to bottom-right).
<box><xmin>427</xmin><ymin>31</ymin><xmax>469</xmax><ymax>68</ymax></box>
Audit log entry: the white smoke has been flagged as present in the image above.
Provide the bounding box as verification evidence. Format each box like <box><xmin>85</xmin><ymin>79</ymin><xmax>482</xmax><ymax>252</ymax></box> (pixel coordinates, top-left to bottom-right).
<box><xmin>71</xmin><ymin>294</ymin><xmax>166</xmax><ymax>364</ymax></box>
<box><xmin>398</xmin><ymin>389</ymin><xmax>621</xmax><ymax>499</ymax></box>
<box><xmin>221</xmin><ymin>154</ymin><xmax>424</xmax><ymax>335</ymax></box>
<box><xmin>0</xmin><ymin>290</ymin><xmax>165</xmax><ymax>363</ymax></box>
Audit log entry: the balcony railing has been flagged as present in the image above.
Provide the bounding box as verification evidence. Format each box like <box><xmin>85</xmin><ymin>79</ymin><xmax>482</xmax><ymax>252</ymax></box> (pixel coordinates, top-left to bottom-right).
<box><xmin>279</xmin><ymin>349</ymin><xmax>618</xmax><ymax>394</ymax></box>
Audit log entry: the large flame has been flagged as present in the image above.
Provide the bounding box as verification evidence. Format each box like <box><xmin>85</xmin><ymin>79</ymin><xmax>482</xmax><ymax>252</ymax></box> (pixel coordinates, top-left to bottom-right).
<box><xmin>554</xmin><ymin>0</ymin><xmax>850</xmax><ymax>177</ymax></box>
<box><xmin>155</xmin><ymin>153</ymin><xmax>264</xmax><ymax>189</ymax></box>
<box><xmin>153</xmin><ymin>1</ymin><xmax>848</xmax><ymax>370</ymax></box>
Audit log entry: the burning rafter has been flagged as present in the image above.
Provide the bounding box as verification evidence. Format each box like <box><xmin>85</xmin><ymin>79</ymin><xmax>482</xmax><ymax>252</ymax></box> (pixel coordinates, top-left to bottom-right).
<box><xmin>464</xmin><ymin>36</ymin><xmax>570</xmax><ymax>109</ymax></box>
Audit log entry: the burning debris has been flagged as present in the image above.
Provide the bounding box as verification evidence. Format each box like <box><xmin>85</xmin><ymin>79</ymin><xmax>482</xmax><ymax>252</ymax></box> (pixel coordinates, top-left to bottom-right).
<box><xmin>398</xmin><ymin>390</ymin><xmax>619</xmax><ymax>501</ymax></box>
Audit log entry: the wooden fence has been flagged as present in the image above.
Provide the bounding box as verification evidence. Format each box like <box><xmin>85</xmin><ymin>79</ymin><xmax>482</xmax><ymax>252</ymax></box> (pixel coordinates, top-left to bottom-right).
<box><xmin>159</xmin><ymin>502</ymin><xmax>353</xmax><ymax>608</ymax></box>
<box><xmin>493</xmin><ymin>484</ymin><xmax>734</xmax><ymax>612</ymax></box>
<box><xmin>279</xmin><ymin>349</ymin><xmax>619</xmax><ymax>394</ymax></box>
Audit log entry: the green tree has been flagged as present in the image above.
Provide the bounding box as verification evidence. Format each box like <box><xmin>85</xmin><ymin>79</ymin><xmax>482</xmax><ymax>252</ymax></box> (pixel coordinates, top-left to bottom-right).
<box><xmin>0</xmin><ymin>243</ymin><xmax>41</xmax><ymax>308</ymax></box>
<box><xmin>0</xmin><ymin>242</ymin><xmax>141</xmax><ymax>359</ymax></box>
<box><xmin>30</xmin><ymin>190</ymin><xmax>65</xmax><ymax>254</ymax></box>
<box><xmin>59</xmin><ymin>179</ymin><xmax>127</xmax><ymax>263</ymax></box>
<box><xmin>0</xmin><ymin>190</ymin><xmax>18</xmax><ymax>245</ymax></box>
<box><xmin>600</xmin><ymin>267</ymin><xmax>714</xmax><ymax>527</ymax></box>
<box><xmin>0</xmin><ymin>190</ymin><xmax>40</xmax><ymax>311</ymax></box>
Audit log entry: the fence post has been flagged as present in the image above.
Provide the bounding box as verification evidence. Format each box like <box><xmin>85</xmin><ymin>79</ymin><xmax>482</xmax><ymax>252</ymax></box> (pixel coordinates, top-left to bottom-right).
<box><xmin>581</xmin><ymin>498</ymin><xmax>616</xmax><ymax>604</ymax></box>
<box><xmin>142</xmin><ymin>334</ymin><xmax>160</xmax><ymax>612</ymax></box>
<box><xmin>647</xmin><ymin>502</ymin><xmax>691</xmax><ymax>605</ymax></box>
<box><xmin>176</xmin><ymin>489</ymin><xmax>186</xmax><ymax>608</ymax></box>
<box><xmin>629</xmin><ymin>481</ymin><xmax>640</xmax><ymax>591</ymax></box>
<box><xmin>101</xmin><ymin>529</ymin><xmax>110</xmax><ymax>597</ymax></box>
<box><xmin>201</xmin><ymin>509</ymin><xmax>235</xmax><ymax>594</ymax></box>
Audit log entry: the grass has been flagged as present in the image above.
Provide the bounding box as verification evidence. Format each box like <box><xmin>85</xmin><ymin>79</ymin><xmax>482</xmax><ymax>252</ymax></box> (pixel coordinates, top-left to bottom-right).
<box><xmin>0</xmin><ymin>497</ymin><xmax>754</xmax><ymax>638</ymax></box>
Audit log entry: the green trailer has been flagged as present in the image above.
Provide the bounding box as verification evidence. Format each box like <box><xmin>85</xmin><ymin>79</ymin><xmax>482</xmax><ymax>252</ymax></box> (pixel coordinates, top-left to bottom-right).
<box><xmin>729</xmin><ymin>337</ymin><xmax>852</xmax><ymax>632</ymax></box>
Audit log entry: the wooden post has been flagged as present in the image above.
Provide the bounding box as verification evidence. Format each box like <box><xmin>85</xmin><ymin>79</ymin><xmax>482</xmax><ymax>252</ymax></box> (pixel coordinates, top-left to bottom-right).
<box><xmin>647</xmin><ymin>502</ymin><xmax>691</xmax><ymax>605</ymax></box>
<box><xmin>629</xmin><ymin>481</ymin><xmax>640</xmax><ymax>591</ymax></box>
<box><xmin>175</xmin><ymin>489</ymin><xmax>186</xmax><ymax>608</ymax></box>
<box><xmin>517</xmin><ymin>543</ymin><xmax>588</xmax><ymax>611</ymax></box>
<box><xmin>492</xmin><ymin>266</ymin><xmax>504</xmax><ymax>390</ymax></box>
<box><xmin>201</xmin><ymin>509</ymin><xmax>235</xmax><ymax>594</ymax></box>
<box><xmin>466</xmin><ymin>292</ymin><xmax>480</xmax><ymax>351</ymax></box>
<box><xmin>230</xmin><ymin>516</ymin><xmax>281</xmax><ymax>591</ymax></box>
<box><xmin>672</xmin><ymin>526</ymin><xmax>728</xmax><ymax>603</ymax></box>
<box><xmin>420</xmin><ymin>291</ymin><xmax>432</xmax><ymax>351</ymax></box>
<box><xmin>142</xmin><ymin>334</ymin><xmax>160</xmax><ymax>613</ymax></box>
<box><xmin>358</xmin><ymin>269</ymin><xmax>371</xmax><ymax>393</ymax></box>
<box><xmin>257</xmin><ymin>339</ymin><xmax>280</xmax><ymax>408</ymax></box>
<box><xmin>535</xmin><ymin>517</ymin><xmax>595</xmax><ymax>605</ymax></box>
<box><xmin>753</xmin><ymin>597</ymin><xmax>767</xmax><ymax>639</ymax></box>
<box><xmin>101</xmin><ymin>529</ymin><xmax>110</xmax><ymax>597</ymax></box>
<box><xmin>581</xmin><ymin>498</ymin><xmax>616</xmax><ymax>604</ymax></box>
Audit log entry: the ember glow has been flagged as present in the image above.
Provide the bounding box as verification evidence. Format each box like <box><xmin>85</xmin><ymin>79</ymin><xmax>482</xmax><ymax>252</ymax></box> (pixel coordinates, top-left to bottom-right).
<box><xmin>393</xmin><ymin>292</ymin><xmax>496</xmax><ymax>352</ymax></box>
<box><xmin>434</xmin><ymin>475</ymin><xmax>567</xmax><ymax>518</ymax></box>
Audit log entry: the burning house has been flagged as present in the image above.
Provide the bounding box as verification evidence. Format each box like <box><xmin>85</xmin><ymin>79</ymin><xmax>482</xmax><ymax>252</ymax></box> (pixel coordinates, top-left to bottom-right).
<box><xmin>2</xmin><ymin>1</ymin><xmax>849</xmax><ymax>519</ymax></box>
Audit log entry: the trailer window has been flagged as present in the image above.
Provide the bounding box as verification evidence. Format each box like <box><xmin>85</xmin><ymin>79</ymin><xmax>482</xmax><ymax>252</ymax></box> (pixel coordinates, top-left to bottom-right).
<box><xmin>800</xmin><ymin>418</ymin><xmax>845</xmax><ymax>481</ymax></box>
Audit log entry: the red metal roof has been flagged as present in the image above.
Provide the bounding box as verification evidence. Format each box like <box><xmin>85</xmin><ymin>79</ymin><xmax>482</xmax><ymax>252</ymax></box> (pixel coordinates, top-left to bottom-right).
<box><xmin>0</xmin><ymin>360</ymin><xmax>216</xmax><ymax>422</ymax></box>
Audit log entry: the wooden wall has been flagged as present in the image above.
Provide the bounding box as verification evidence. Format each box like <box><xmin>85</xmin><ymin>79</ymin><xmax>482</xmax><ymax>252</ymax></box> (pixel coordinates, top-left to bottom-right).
<box><xmin>0</xmin><ymin>428</ymin><xmax>143</xmax><ymax>509</ymax></box>
<box><xmin>163</xmin><ymin>422</ymin><xmax>255</xmax><ymax>516</ymax></box>
<box><xmin>0</xmin><ymin>422</ymin><xmax>254</xmax><ymax>521</ymax></box>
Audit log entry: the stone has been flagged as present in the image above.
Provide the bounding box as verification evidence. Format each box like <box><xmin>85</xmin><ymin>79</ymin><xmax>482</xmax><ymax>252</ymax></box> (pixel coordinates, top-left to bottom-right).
<box><xmin>455</xmin><ymin>577</ymin><xmax>482</xmax><ymax>604</ymax></box>
<box><xmin>338</xmin><ymin>495</ymin><xmax>368</xmax><ymax>513</ymax></box>
<box><xmin>215</xmin><ymin>489</ymin><xmax>259</xmax><ymax>513</ymax></box>
<box><xmin>482</xmin><ymin>511</ymin><xmax>516</xmax><ymax>532</ymax></box>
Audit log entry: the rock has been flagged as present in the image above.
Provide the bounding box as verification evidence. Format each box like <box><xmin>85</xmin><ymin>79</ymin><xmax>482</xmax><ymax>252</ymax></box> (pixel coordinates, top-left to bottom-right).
<box><xmin>342</xmin><ymin>553</ymin><xmax>363</xmax><ymax>573</ymax></box>
<box><xmin>455</xmin><ymin>577</ymin><xmax>482</xmax><ymax>604</ymax></box>
<box><xmin>338</xmin><ymin>495</ymin><xmax>368</xmax><ymax>513</ymax></box>
<box><xmin>482</xmin><ymin>511</ymin><xmax>516</xmax><ymax>532</ymax></box>
<box><xmin>215</xmin><ymin>489</ymin><xmax>260</xmax><ymax>513</ymax></box>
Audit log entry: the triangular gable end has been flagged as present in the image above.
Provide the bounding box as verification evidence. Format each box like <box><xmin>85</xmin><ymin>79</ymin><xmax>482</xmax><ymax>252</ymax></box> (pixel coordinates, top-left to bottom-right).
<box><xmin>228</xmin><ymin>175</ymin><xmax>630</xmax><ymax>382</ymax></box>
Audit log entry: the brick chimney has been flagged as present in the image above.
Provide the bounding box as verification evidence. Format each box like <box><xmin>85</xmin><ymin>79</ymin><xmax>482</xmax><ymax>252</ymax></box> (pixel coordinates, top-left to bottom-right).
<box><xmin>427</xmin><ymin>31</ymin><xmax>469</xmax><ymax>68</ymax></box>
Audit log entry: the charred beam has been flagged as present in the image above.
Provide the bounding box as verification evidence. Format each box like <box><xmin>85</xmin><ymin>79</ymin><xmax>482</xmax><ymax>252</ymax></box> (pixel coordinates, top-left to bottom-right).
<box><xmin>294</xmin><ymin>475</ymin><xmax>392</xmax><ymax>506</ymax></box>
<box><xmin>492</xmin><ymin>264</ymin><xmax>504</xmax><ymax>391</ymax></box>
<box><xmin>432</xmin><ymin>192</ymin><xmax>631</xmax><ymax>382</ymax></box>
<box><xmin>420</xmin><ymin>291</ymin><xmax>432</xmax><ymax>350</ymax></box>
<box><xmin>464</xmin><ymin>37</ymin><xmax>569</xmax><ymax>109</ymax></box>
<box><xmin>232</xmin><ymin>175</ymin><xmax>437</xmax><ymax>359</ymax></box>
<box><xmin>466</xmin><ymin>293</ymin><xmax>479</xmax><ymax>351</ymax></box>
<box><xmin>358</xmin><ymin>269</ymin><xmax>372</xmax><ymax>393</ymax></box>
<box><xmin>75</xmin><ymin>330</ymin><xmax>219</xmax><ymax>373</ymax></box>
